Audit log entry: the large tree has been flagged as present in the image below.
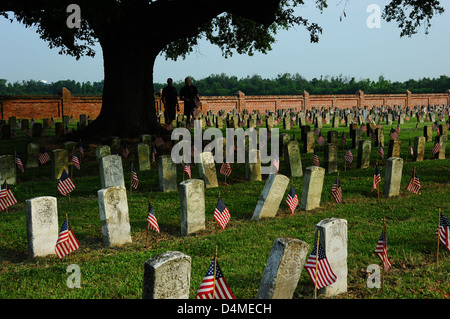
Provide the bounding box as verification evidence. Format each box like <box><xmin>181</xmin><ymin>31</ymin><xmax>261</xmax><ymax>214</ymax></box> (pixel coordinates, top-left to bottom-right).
<box><xmin>0</xmin><ymin>0</ymin><xmax>444</xmax><ymax>138</ymax></box>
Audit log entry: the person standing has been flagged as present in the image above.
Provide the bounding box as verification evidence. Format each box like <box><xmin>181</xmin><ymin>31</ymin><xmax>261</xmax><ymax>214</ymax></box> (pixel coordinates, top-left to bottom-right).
<box><xmin>179</xmin><ymin>77</ymin><xmax>199</xmax><ymax>122</ymax></box>
<box><xmin>161</xmin><ymin>78</ymin><xmax>179</xmax><ymax>123</ymax></box>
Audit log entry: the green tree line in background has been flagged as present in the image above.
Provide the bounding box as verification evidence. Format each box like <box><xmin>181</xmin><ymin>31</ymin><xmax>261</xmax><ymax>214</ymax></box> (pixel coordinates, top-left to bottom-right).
<box><xmin>1</xmin><ymin>73</ymin><xmax>449</xmax><ymax>96</ymax></box>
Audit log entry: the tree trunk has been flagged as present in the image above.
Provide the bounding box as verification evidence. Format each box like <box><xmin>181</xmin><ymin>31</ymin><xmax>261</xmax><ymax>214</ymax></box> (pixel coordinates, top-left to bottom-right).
<box><xmin>73</xmin><ymin>35</ymin><xmax>160</xmax><ymax>140</ymax></box>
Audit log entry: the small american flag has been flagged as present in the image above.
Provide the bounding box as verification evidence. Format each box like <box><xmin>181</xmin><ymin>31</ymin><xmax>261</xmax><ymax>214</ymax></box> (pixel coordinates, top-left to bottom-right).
<box><xmin>15</xmin><ymin>155</ymin><xmax>24</xmax><ymax>173</ymax></box>
<box><xmin>122</xmin><ymin>146</ymin><xmax>129</xmax><ymax>158</ymax></box>
<box><xmin>436</xmin><ymin>212</ymin><xmax>450</xmax><ymax>252</ymax></box>
<box><xmin>378</xmin><ymin>143</ymin><xmax>384</xmax><ymax>159</ymax></box>
<box><xmin>432</xmin><ymin>121</ymin><xmax>439</xmax><ymax>132</ymax></box>
<box><xmin>72</xmin><ymin>153</ymin><xmax>80</xmax><ymax>170</ymax></box>
<box><xmin>313</xmin><ymin>123</ymin><xmax>320</xmax><ymax>135</ymax></box>
<box><xmin>131</xmin><ymin>165</ymin><xmax>139</xmax><ymax>189</ymax></box>
<box><xmin>55</xmin><ymin>217</ymin><xmax>80</xmax><ymax>259</ymax></box>
<box><xmin>408</xmin><ymin>139</ymin><xmax>414</xmax><ymax>156</ymax></box>
<box><xmin>151</xmin><ymin>146</ymin><xmax>157</xmax><ymax>162</ymax></box>
<box><xmin>196</xmin><ymin>258</ymin><xmax>235</xmax><ymax>299</ymax></box>
<box><xmin>214</xmin><ymin>197</ymin><xmax>231</xmax><ymax>230</ymax></box>
<box><xmin>154</xmin><ymin>136</ymin><xmax>164</xmax><ymax>147</ymax></box>
<box><xmin>395</xmin><ymin>124</ymin><xmax>400</xmax><ymax>134</ymax></box>
<box><xmin>406</xmin><ymin>170</ymin><xmax>420</xmax><ymax>194</ymax></box>
<box><xmin>304</xmin><ymin>240</ymin><xmax>337</xmax><ymax>289</ymax></box>
<box><xmin>432</xmin><ymin>139</ymin><xmax>441</xmax><ymax>156</ymax></box>
<box><xmin>341</xmin><ymin>132</ymin><xmax>347</xmax><ymax>145</ymax></box>
<box><xmin>331</xmin><ymin>176</ymin><xmax>342</xmax><ymax>204</ymax></box>
<box><xmin>184</xmin><ymin>163</ymin><xmax>191</xmax><ymax>179</ymax></box>
<box><xmin>344</xmin><ymin>146</ymin><xmax>353</xmax><ymax>163</ymax></box>
<box><xmin>372</xmin><ymin>165</ymin><xmax>381</xmax><ymax>191</ymax></box>
<box><xmin>147</xmin><ymin>202</ymin><xmax>160</xmax><ymax>233</ymax></box>
<box><xmin>374</xmin><ymin>229</ymin><xmax>392</xmax><ymax>271</ymax></box>
<box><xmin>272</xmin><ymin>155</ymin><xmax>280</xmax><ymax>173</ymax></box>
<box><xmin>389</xmin><ymin>128</ymin><xmax>399</xmax><ymax>140</ymax></box>
<box><xmin>317</xmin><ymin>133</ymin><xmax>325</xmax><ymax>146</ymax></box>
<box><xmin>39</xmin><ymin>147</ymin><xmax>51</xmax><ymax>165</ymax></box>
<box><xmin>57</xmin><ymin>169</ymin><xmax>76</xmax><ymax>196</ymax></box>
<box><xmin>313</xmin><ymin>148</ymin><xmax>320</xmax><ymax>167</ymax></box>
<box><xmin>220</xmin><ymin>162</ymin><xmax>232</xmax><ymax>177</ymax></box>
<box><xmin>78</xmin><ymin>142</ymin><xmax>84</xmax><ymax>157</ymax></box>
<box><xmin>0</xmin><ymin>181</ymin><xmax>17</xmax><ymax>211</ymax></box>
<box><xmin>285</xmin><ymin>185</ymin><xmax>299</xmax><ymax>214</ymax></box>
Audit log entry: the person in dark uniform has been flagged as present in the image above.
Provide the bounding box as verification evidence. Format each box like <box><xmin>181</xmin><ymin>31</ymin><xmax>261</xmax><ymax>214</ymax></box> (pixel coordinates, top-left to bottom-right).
<box><xmin>161</xmin><ymin>78</ymin><xmax>179</xmax><ymax>123</ymax></box>
<box><xmin>179</xmin><ymin>77</ymin><xmax>199</xmax><ymax>122</ymax></box>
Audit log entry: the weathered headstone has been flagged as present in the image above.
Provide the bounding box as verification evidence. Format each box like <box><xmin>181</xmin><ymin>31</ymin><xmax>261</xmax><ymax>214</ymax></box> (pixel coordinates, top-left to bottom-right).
<box><xmin>357</xmin><ymin>140</ymin><xmax>371</xmax><ymax>169</ymax></box>
<box><xmin>279</xmin><ymin>133</ymin><xmax>291</xmax><ymax>158</ymax></box>
<box><xmin>55</xmin><ymin>122</ymin><xmax>65</xmax><ymax>137</ymax></box>
<box><xmin>351</xmin><ymin>128</ymin><xmax>362</xmax><ymax>149</ymax></box>
<box><xmin>423</xmin><ymin>126</ymin><xmax>432</xmax><ymax>142</ymax></box>
<box><xmin>387</xmin><ymin>139</ymin><xmax>402</xmax><ymax>158</ymax></box>
<box><xmin>97</xmin><ymin>186</ymin><xmax>132</xmax><ymax>247</ymax></box>
<box><xmin>324</xmin><ymin>143</ymin><xmax>338</xmax><ymax>173</ymax></box>
<box><xmin>137</xmin><ymin>143</ymin><xmax>151</xmax><ymax>171</ymax></box>
<box><xmin>1</xmin><ymin>124</ymin><xmax>11</xmax><ymax>139</ymax></box>
<box><xmin>179</xmin><ymin>179</ymin><xmax>205</xmax><ymax>236</ymax></box>
<box><xmin>42</xmin><ymin>118</ymin><xmax>51</xmax><ymax>129</ymax></box>
<box><xmin>26</xmin><ymin>143</ymin><xmax>40</xmax><ymax>168</ymax></box>
<box><xmin>99</xmin><ymin>154</ymin><xmax>125</xmax><ymax>188</ymax></box>
<box><xmin>304</xmin><ymin>131</ymin><xmax>315</xmax><ymax>154</ymax></box>
<box><xmin>383</xmin><ymin>157</ymin><xmax>404</xmax><ymax>198</ymax></box>
<box><xmin>0</xmin><ymin>155</ymin><xmax>15</xmax><ymax>185</ymax></box>
<box><xmin>375</xmin><ymin>127</ymin><xmax>384</xmax><ymax>147</ymax></box>
<box><xmin>252</xmin><ymin>174</ymin><xmax>290</xmax><ymax>220</ymax></box>
<box><xmin>32</xmin><ymin>123</ymin><xmax>43</xmax><ymax>138</ymax></box>
<box><xmin>96</xmin><ymin>145</ymin><xmax>111</xmax><ymax>163</ymax></box>
<box><xmin>439</xmin><ymin>124</ymin><xmax>448</xmax><ymax>138</ymax></box>
<box><xmin>196</xmin><ymin>151</ymin><xmax>219</xmax><ymax>188</ymax></box>
<box><xmin>63</xmin><ymin>141</ymin><xmax>77</xmax><ymax>153</ymax></box>
<box><xmin>140</xmin><ymin>134</ymin><xmax>152</xmax><ymax>147</ymax></box>
<box><xmin>26</xmin><ymin>196</ymin><xmax>58</xmax><ymax>258</ymax></box>
<box><xmin>246</xmin><ymin>149</ymin><xmax>262</xmax><ymax>181</ymax></box>
<box><xmin>327</xmin><ymin>130</ymin><xmax>338</xmax><ymax>145</ymax></box>
<box><xmin>216</xmin><ymin>116</ymin><xmax>223</xmax><ymax>129</ymax></box>
<box><xmin>51</xmin><ymin>149</ymin><xmax>69</xmax><ymax>180</ymax></box>
<box><xmin>256</xmin><ymin>237</ymin><xmax>309</xmax><ymax>299</ymax></box>
<box><xmin>413</xmin><ymin>136</ymin><xmax>425</xmax><ymax>162</ymax></box>
<box><xmin>284</xmin><ymin>140</ymin><xmax>303</xmax><ymax>177</ymax></box>
<box><xmin>332</xmin><ymin>117</ymin><xmax>339</xmax><ymax>128</ymax></box>
<box><xmin>283</xmin><ymin>117</ymin><xmax>291</xmax><ymax>130</ymax></box>
<box><xmin>110</xmin><ymin>136</ymin><xmax>121</xmax><ymax>153</ymax></box>
<box><xmin>142</xmin><ymin>251</ymin><xmax>192</xmax><ymax>299</ymax></box>
<box><xmin>300</xmin><ymin>166</ymin><xmax>325</xmax><ymax>211</ymax></box>
<box><xmin>158</xmin><ymin>155</ymin><xmax>178</xmax><ymax>192</ymax></box>
<box><xmin>315</xmin><ymin>218</ymin><xmax>348</xmax><ymax>297</ymax></box>
<box><xmin>300</xmin><ymin>125</ymin><xmax>310</xmax><ymax>143</ymax></box>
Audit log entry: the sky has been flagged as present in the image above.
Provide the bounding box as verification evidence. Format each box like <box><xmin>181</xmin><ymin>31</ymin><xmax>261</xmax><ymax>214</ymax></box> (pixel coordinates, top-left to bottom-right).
<box><xmin>0</xmin><ymin>0</ymin><xmax>449</xmax><ymax>85</ymax></box>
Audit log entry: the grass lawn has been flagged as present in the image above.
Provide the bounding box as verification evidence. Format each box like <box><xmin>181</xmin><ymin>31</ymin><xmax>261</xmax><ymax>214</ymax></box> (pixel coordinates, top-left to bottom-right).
<box><xmin>0</xmin><ymin>117</ymin><xmax>449</xmax><ymax>300</ymax></box>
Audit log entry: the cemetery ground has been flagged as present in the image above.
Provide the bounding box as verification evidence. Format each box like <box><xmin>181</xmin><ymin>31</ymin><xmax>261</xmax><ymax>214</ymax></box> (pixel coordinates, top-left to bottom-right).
<box><xmin>0</xmin><ymin>119</ymin><xmax>449</xmax><ymax>299</ymax></box>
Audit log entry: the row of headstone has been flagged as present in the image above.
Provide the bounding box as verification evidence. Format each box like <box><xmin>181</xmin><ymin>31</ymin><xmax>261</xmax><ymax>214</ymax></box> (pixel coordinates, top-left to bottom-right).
<box><xmin>142</xmin><ymin>217</ymin><xmax>348</xmax><ymax>299</ymax></box>
<box><xmin>26</xmin><ymin>185</ymin><xmax>132</xmax><ymax>259</ymax></box>
<box><xmin>1</xmin><ymin>115</ymin><xmax>92</xmax><ymax>139</ymax></box>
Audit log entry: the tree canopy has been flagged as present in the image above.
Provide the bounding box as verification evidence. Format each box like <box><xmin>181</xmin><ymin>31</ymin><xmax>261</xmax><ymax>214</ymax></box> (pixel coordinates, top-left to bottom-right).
<box><xmin>0</xmin><ymin>0</ymin><xmax>445</xmax><ymax>138</ymax></box>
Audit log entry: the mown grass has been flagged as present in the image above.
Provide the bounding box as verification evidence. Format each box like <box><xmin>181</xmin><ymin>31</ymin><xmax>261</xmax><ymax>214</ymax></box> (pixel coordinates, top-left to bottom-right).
<box><xmin>0</xmin><ymin>117</ymin><xmax>449</xmax><ymax>300</ymax></box>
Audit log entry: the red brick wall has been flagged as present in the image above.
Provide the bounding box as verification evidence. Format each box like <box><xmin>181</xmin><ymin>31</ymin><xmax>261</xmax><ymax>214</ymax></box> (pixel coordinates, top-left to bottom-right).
<box><xmin>1</xmin><ymin>88</ymin><xmax>449</xmax><ymax>120</ymax></box>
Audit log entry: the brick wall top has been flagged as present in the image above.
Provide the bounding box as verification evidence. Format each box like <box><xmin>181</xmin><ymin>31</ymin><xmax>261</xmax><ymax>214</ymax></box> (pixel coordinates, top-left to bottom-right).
<box><xmin>1</xmin><ymin>88</ymin><xmax>449</xmax><ymax>120</ymax></box>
